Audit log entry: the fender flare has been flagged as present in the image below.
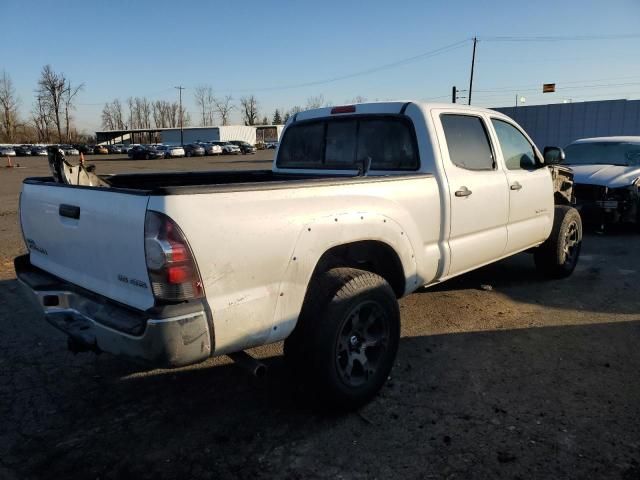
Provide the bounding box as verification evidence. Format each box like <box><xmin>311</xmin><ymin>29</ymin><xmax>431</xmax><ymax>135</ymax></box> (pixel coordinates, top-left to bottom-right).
<box><xmin>266</xmin><ymin>211</ymin><xmax>418</xmax><ymax>343</ymax></box>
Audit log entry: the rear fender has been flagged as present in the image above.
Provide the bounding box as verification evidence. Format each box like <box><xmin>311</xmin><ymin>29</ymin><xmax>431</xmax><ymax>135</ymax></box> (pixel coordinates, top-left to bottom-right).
<box><xmin>267</xmin><ymin>212</ymin><xmax>418</xmax><ymax>343</ymax></box>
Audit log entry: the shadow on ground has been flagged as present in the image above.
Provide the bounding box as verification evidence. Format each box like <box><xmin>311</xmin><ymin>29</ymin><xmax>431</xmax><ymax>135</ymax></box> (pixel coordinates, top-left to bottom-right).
<box><xmin>1</xmin><ymin>291</ymin><xmax>639</xmax><ymax>479</ymax></box>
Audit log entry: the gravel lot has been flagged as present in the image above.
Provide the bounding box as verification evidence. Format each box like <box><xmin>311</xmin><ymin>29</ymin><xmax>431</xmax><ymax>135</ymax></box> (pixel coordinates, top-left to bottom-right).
<box><xmin>1</xmin><ymin>152</ymin><xmax>639</xmax><ymax>479</ymax></box>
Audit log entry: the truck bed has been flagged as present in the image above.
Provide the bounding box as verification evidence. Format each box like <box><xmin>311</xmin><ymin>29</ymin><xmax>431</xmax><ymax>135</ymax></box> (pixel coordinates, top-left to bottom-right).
<box><xmin>25</xmin><ymin>170</ymin><xmax>429</xmax><ymax>195</ymax></box>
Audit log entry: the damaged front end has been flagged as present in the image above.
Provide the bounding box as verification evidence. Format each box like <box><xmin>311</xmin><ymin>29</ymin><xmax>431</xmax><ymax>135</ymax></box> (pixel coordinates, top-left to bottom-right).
<box><xmin>573</xmin><ymin>181</ymin><xmax>639</xmax><ymax>226</ymax></box>
<box><xmin>550</xmin><ymin>165</ymin><xmax>575</xmax><ymax>206</ymax></box>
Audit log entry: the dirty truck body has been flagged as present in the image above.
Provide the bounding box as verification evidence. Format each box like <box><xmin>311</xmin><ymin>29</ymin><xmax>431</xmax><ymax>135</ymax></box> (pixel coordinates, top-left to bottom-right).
<box><xmin>16</xmin><ymin>102</ymin><xmax>581</xmax><ymax>408</ymax></box>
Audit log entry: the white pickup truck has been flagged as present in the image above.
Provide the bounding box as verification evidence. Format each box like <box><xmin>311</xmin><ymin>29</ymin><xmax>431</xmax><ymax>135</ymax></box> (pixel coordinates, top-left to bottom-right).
<box><xmin>16</xmin><ymin>102</ymin><xmax>581</xmax><ymax>409</ymax></box>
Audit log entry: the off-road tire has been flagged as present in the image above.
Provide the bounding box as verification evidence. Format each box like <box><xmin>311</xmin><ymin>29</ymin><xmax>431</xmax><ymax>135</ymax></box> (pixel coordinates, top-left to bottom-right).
<box><xmin>284</xmin><ymin>268</ymin><xmax>400</xmax><ymax>410</ymax></box>
<box><xmin>534</xmin><ymin>206</ymin><xmax>582</xmax><ymax>278</ymax></box>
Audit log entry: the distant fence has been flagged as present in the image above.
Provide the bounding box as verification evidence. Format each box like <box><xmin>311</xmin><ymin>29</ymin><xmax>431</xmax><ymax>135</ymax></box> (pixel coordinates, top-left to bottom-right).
<box><xmin>495</xmin><ymin>99</ymin><xmax>640</xmax><ymax>148</ymax></box>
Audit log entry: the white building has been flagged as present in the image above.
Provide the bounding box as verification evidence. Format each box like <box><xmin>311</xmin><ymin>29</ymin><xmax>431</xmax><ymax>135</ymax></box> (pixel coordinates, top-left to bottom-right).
<box><xmin>96</xmin><ymin>124</ymin><xmax>285</xmax><ymax>146</ymax></box>
<box><xmin>161</xmin><ymin>125</ymin><xmax>257</xmax><ymax>145</ymax></box>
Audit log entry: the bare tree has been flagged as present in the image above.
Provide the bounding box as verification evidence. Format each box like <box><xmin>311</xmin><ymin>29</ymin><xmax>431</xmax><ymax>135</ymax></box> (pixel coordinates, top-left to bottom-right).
<box><xmin>37</xmin><ymin>65</ymin><xmax>67</xmax><ymax>143</ymax></box>
<box><xmin>194</xmin><ymin>85</ymin><xmax>215</xmax><ymax>126</ymax></box>
<box><xmin>127</xmin><ymin>97</ymin><xmax>135</xmax><ymax>129</ymax></box>
<box><xmin>214</xmin><ymin>94</ymin><xmax>234</xmax><ymax>126</ymax></box>
<box><xmin>101</xmin><ymin>102</ymin><xmax>115</xmax><ymax>131</ymax></box>
<box><xmin>305</xmin><ymin>94</ymin><xmax>331</xmax><ymax>110</ymax></box>
<box><xmin>240</xmin><ymin>95</ymin><xmax>259</xmax><ymax>126</ymax></box>
<box><xmin>63</xmin><ymin>82</ymin><xmax>84</xmax><ymax>141</ymax></box>
<box><xmin>0</xmin><ymin>71</ymin><xmax>19</xmax><ymax>143</ymax></box>
<box><xmin>32</xmin><ymin>94</ymin><xmax>50</xmax><ymax>142</ymax></box>
<box><xmin>348</xmin><ymin>95</ymin><xmax>367</xmax><ymax>104</ymax></box>
<box><xmin>112</xmin><ymin>98</ymin><xmax>125</xmax><ymax>129</ymax></box>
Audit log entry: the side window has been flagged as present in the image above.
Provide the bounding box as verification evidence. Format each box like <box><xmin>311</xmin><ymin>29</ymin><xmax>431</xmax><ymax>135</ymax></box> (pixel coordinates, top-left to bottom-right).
<box><xmin>491</xmin><ymin>119</ymin><xmax>537</xmax><ymax>170</ymax></box>
<box><xmin>325</xmin><ymin>120</ymin><xmax>357</xmax><ymax>166</ymax></box>
<box><xmin>358</xmin><ymin>118</ymin><xmax>418</xmax><ymax>170</ymax></box>
<box><xmin>441</xmin><ymin>114</ymin><xmax>494</xmax><ymax>171</ymax></box>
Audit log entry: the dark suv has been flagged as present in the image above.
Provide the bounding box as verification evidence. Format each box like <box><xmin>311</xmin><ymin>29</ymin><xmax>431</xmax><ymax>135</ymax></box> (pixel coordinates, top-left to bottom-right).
<box><xmin>229</xmin><ymin>140</ymin><xmax>256</xmax><ymax>154</ymax></box>
<box><xmin>128</xmin><ymin>145</ymin><xmax>164</xmax><ymax>160</ymax></box>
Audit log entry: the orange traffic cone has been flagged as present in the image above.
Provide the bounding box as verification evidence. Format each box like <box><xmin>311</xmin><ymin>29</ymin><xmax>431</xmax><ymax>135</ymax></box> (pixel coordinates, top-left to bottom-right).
<box><xmin>79</xmin><ymin>152</ymin><xmax>85</xmax><ymax>166</ymax></box>
<box><xmin>5</xmin><ymin>156</ymin><xmax>12</xmax><ymax>168</ymax></box>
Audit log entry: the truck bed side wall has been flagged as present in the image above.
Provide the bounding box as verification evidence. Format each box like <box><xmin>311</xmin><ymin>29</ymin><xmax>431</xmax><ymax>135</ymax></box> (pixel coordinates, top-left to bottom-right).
<box><xmin>148</xmin><ymin>176</ymin><xmax>442</xmax><ymax>355</ymax></box>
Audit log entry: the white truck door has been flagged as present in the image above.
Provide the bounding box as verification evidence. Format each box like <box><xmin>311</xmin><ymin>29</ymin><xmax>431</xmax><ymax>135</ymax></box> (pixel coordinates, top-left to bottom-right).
<box><xmin>433</xmin><ymin>111</ymin><xmax>509</xmax><ymax>276</ymax></box>
<box><xmin>489</xmin><ymin>118</ymin><xmax>554</xmax><ymax>253</ymax></box>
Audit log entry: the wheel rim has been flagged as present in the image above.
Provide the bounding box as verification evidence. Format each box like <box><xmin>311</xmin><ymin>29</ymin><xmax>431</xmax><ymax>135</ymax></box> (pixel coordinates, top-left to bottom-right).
<box><xmin>335</xmin><ymin>301</ymin><xmax>390</xmax><ymax>388</ymax></box>
<box><xmin>563</xmin><ymin>220</ymin><xmax>580</xmax><ymax>266</ymax></box>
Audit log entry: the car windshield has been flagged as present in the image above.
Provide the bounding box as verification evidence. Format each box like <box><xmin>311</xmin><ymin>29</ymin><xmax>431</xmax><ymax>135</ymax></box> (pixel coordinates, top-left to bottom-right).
<box><xmin>564</xmin><ymin>142</ymin><xmax>640</xmax><ymax>166</ymax></box>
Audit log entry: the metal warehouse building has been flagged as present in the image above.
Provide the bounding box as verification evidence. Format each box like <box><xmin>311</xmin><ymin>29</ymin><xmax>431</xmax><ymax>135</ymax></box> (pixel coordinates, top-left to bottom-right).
<box><xmin>495</xmin><ymin>99</ymin><xmax>640</xmax><ymax>149</ymax></box>
<box><xmin>161</xmin><ymin>126</ymin><xmax>256</xmax><ymax>145</ymax></box>
<box><xmin>95</xmin><ymin>124</ymin><xmax>284</xmax><ymax>146</ymax></box>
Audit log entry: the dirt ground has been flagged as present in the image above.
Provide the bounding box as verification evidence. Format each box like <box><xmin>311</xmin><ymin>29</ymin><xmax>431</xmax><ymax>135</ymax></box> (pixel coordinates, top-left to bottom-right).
<box><xmin>0</xmin><ymin>153</ymin><xmax>639</xmax><ymax>479</ymax></box>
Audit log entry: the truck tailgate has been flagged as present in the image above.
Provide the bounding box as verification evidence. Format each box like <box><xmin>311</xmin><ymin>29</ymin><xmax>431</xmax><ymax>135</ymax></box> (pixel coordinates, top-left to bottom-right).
<box><xmin>20</xmin><ymin>183</ymin><xmax>155</xmax><ymax>311</ymax></box>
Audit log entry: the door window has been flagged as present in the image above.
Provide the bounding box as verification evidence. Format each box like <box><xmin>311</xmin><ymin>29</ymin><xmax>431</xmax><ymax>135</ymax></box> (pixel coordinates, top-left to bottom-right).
<box><xmin>441</xmin><ymin>114</ymin><xmax>494</xmax><ymax>171</ymax></box>
<box><xmin>491</xmin><ymin>119</ymin><xmax>537</xmax><ymax>170</ymax></box>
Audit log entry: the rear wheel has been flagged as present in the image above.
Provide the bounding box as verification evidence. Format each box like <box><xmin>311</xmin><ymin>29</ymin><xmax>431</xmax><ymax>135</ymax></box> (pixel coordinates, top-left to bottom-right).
<box><xmin>144</xmin><ymin>153</ymin><xmax>150</xmax><ymax>160</ymax></box>
<box><xmin>534</xmin><ymin>206</ymin><xmax>582</xmax><ymax>278</ymax></box>
<box><xmin>284</xmin><ymin>268</ymin><xmax>400</xmax><ymax>410</ymax></box>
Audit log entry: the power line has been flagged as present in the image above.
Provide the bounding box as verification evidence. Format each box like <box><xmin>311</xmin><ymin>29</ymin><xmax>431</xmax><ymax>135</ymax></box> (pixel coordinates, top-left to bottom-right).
<box><xmin>75</xmin><ymin>87</ymin><xmax>176</xmax><ymax>106</ymax></box>
<box><xmin>483</xmin><ymin>33</ymin><xmax>640</xmax><ymax>42</ymax></box>
<box><xmin>475</xmin><ymin>75</ymin><xmax>640</xmax><ymax>93</ymax></box>
<box><xmin>473</xmin><ymin>81</ymin><xmax>640</xmax><ymax>98</ymax></box>
<box><xmin>211</xmin><ymin>39</ymin><xmax>471</xmax><ymax>93</ymax></box>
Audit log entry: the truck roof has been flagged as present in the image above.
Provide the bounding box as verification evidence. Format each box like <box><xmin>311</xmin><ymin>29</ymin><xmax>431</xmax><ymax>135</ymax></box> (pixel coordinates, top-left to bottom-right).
<box><xmin>292</xmin><ymin>101</ymin><xmax>503</xmax><ymax>123</ymax></box>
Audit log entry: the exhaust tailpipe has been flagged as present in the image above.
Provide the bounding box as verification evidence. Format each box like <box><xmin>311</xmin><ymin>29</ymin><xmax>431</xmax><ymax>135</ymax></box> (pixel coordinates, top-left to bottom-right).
<box><xmin>228</xmin><ymin>351</ymin><xmax>267</xmax><ymax>378</ymax></box>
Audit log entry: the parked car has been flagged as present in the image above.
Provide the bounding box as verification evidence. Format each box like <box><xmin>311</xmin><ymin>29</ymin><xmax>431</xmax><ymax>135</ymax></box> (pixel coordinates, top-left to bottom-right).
<box><xmin>93</xmin><ymin>145</ymin><xmax>109</xmax><ymax>154</ymax></box>
<box><xmin>16</xmin><ymin>101</ymin><xmax>581</xmax><ymax>410</ymax></box>
<box><xmin>199</xmin><ymin>142</ymin><xmax>223</xmax><ymax>156</ymax></box>
<box><xmin>156</xmin><ymin>145</ymin><xmax>186</xmax><ymax>158</ymax></box>
<box><xmin>108</xmin><ymin>145</ymin><xmax>123</xmax><ymax>154</ymax></box>
<box><xmin>212</xmin><ymin>141</ymin><xmax>241</xmax><ymax>154</ymax></box>
<box><xmin>183</xmin><ymin>144</ymin><xmax>205</xmax><ymax>157</ymax></box>
<box><xmin>31</xmin><ymin>146</ymin><xmax>48</xmax><ymax>156</ymax></box>
<box><xmin>229</xmin><ymin>140</ymin><xmax>257</xmax><ymax>154</ymax></box>
<box><xmin>14</xmin><ymin>145</ymin><xmax>32</xmax><ymax>156</ymax></box>
<box><xmin>75</xmin><ymin>145</ymin><xmax>93</xmax><ymax>155</ymax></box>
<box><xmin>60</xmin><ymin>145</ymin><xmax>80</xmax><ymax>155</ymax></box>
<box><xmin>0</xmin><ymin>146</ymin><xmax>16</xmax><ymax>156</ymax></box>
<box><xmin>127</xmin><ymin>145</ymin><xmax>164</xmax><ymax>160</ymax></box>
<box><xmin>265</xmin><ymin>141</ymin><xmax>279</xmax><ymax>149</ymax></box>
<box><xmin>563</xmin><ymin>136</ymin><xmax>640</xmax><ymax>227</ymax></box>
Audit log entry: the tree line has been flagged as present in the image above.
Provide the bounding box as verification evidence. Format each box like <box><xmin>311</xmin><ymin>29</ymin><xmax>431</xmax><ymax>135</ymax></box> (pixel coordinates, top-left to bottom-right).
<box><xmin>0</xmin><ymin>66</ymin><xmax>88</xmax><ymax>144</ymax></box>
<box><xmin>0</xmin><ymin>66</ymin><xmax>369</xmax><ymax>143</ymax></box>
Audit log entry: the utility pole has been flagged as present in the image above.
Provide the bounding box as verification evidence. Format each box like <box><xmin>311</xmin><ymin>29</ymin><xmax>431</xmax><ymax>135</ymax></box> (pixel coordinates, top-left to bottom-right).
<box><xmin>175</xmin><ymin>86</ymin><xmax>185</xmax><ymax>146</ymax></box>
<box><xmin>468</xmin><ymin>36</ymin><xmax>477</xmax><ymax>106</ymax></box>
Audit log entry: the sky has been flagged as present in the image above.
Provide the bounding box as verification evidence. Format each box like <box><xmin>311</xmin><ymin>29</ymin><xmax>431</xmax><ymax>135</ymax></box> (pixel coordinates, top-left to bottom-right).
<box><xmin>2</xmin><ymin>0</ymin><xmax>640</xmax><ymax>134</ymax></box>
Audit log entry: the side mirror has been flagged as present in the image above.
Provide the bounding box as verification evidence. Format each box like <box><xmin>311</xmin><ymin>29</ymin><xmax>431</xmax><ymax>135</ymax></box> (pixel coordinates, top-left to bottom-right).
<box><xmin>543</xmin><ymin>146</ymin><xmax>565</xmax><ymax>165</ymax></box>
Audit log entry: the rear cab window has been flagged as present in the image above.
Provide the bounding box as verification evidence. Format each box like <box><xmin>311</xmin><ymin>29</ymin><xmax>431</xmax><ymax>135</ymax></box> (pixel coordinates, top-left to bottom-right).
<box><xmin>276</xmin><ymin>116</ymin><xmax>419</xmax><ymax>171</ymax></box>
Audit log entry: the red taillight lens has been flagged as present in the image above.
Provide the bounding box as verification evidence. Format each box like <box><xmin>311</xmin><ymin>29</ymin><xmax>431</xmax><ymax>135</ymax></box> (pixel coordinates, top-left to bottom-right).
<box><xmin>167</xmin><ymin>265</ymin><xmax>190</xmax><ymax>284</ymax></box>
<box><xmin>331</xmin><ymin>105</ymin><xmax>356</xmax><ymax>114</ymax></box>
<box><xmin>144</xmin><ymin>211</ymin><xmax>203</xmax><ymax>302</ymax></box>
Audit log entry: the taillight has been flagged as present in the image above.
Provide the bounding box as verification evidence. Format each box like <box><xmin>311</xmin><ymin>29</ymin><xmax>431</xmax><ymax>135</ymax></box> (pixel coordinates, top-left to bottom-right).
<box><xmin>144</xmin><ymin>211</ymin><xmax>203</xmax><ymax>302</ymax></box>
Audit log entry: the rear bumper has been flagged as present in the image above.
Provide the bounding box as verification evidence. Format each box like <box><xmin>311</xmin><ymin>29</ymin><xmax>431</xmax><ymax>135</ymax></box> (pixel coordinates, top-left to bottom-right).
<box><xmin>14</xmin><ymin>255</ymin><xmax>212</xmax><ymax>368</ymax></box>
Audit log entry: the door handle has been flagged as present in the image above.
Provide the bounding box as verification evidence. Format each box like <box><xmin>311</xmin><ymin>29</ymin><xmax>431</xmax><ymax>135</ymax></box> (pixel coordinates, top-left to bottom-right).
<box><xmin>510</xmin><ymin>182</ymin><xmax>522</xmax><ymax>191</ymax></box>
<box><xmin>455</xmin><ymin>186</ymin><xmax>472</xmax><ymax>197</ymax></box>
<box><xmin>59</xmin><ymin>204</ymin><xmax>80</xmax><ymax>220</ymax></box>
